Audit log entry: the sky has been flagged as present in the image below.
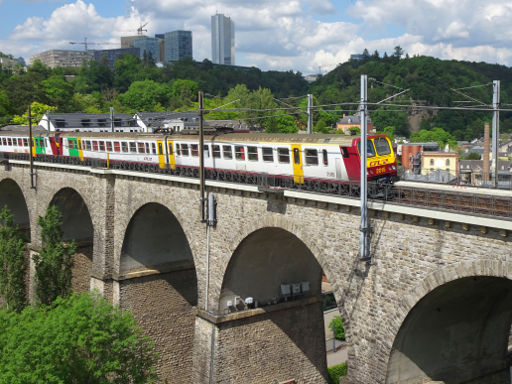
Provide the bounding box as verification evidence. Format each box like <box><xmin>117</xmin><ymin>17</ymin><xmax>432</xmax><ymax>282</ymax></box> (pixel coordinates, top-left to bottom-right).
<box><xmin>1</xmin><ymin>0</ymin><xmax>512</xmax><ymax>74</ymax></box>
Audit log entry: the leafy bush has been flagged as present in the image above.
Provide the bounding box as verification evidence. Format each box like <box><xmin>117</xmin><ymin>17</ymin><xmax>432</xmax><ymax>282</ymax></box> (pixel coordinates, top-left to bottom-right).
<box><xmin>328</xmin><ymin>362</ymin><xmax>347</xmax><ymax>384</ymax></box>
<box><xmin>0</xmin><ymin>292</ymin><xmax>158</xmax><ymax>384</ymax></box>
<box><xmin>329</xmin><ymin>316</ymin><xmax>345</xmax><ymax>340</ymax></box>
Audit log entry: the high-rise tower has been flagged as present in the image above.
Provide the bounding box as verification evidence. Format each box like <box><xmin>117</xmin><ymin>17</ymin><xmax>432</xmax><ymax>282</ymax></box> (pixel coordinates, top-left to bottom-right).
<box><xmin>164</xmin><ymin>30</ymin><xmax>193</xmax><ymax>62</ymax></box>
<box><xmin>211</xmin><ymin>13</ymin><xmax>235</xmax><ymax>65</ymax></box>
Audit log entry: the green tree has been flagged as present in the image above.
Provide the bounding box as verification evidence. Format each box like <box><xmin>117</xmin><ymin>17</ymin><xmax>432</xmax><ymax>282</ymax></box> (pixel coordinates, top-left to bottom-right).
<box><xmin>118</xmin><ymin>80</ymin><xmax>172</xmax><ymax>112</ymax></box>
<box><xmin>42</xmin><ymin>74</ymin><xmax>74</xmax><ymax>111</ymax></box>
<box><xmin>11</xmin><ymin>101</ymin><xmax>57</xmax><ymax>125</ymax></box>
<box><xmin>329</xmin><ymin>316</ymin><xmax>345</xmax><ymax>340</ymax></box>
<box><xmin>410</xmin><ymin>127</ymin><xmax>457</xmax><ymax>149</ymax></box>
<box><xmin>0</xmin><ymin>206</ymin><xmax>26</xmax><ymax>312</ymax></box>
<box><xmin>33</xmin><ymin>205</ymin><xmax>76</xmax><ymax>306</ymax></box>
<box><xmin>0</xmin><ymin>292</ymin><xmax>158</xmax><ymax>383</ymax></box>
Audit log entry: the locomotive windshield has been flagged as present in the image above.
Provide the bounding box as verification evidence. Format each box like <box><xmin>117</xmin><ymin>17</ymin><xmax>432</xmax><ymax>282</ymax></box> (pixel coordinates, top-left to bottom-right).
<box><xmin>373</xmin><ymin>137</ymin><xmax>391</xmax><ymax>156</ymax></box>
<box><xmin>357</xmin><ymin>139</ymin><xmax>376</xmax><ymax>158</ymax></box>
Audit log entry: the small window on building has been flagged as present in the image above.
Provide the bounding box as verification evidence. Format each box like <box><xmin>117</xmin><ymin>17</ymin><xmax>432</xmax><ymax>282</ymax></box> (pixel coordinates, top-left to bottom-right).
<box><xmin>235</xmin><ymin>146</ymin><xmax>245</xmax><ymax>160</ymax></box>
<box><xmin>430</xmin><ymin>159</ymin><xmax>434</xmax><ymax>166</ymax></box>
<box><xmin>106</xmin><ymin>142</ymin><xmax>113</xmax><ymax>152</ymax></box>
<box><xmin>212</xmin><ymin>145</ymin><xmax>221</xmax><ymax>158</ymax></box>
<box><xmin>322</xmin><ymin>149</ymin><xmax>328</xmax><ymax>165</ymax></box>
<box><xmin>446</xmin><ymin>159</ymin><xmax>450</xmax><ymax>166</ymax></box>
<box><xmin>92</xmin><ymin>141</ymin><xmax>98</xmax><ymax>151</ymax></box>
<box><xmin>223</xmin><ymin>145</ymin><xmax>233</xmax><ymax>159</ymax></box>
<box><xmin>278</xmin><ymin>147</ymin><xmax>290</xmax><ymax>163</ymax></box>
<box><xmin>191</xmin><ymin>144</ymin><xmax>199</xmax><ymax>157</ymax></box>
<box><xmin>305</xmin><ymin>149</ymin><xmax>318</xmax><ymax>165</ymax></box>
<box><xmin>181</xmin><ymin>143</ymin><xmax>189</xmax><ymax>156</ymax></box>
<box><xmin>129</xmin><ymin>142</ymin><xmax>137</xmax><ymax>153</ymax></box>
<box><xmin>262</xmin><ymin>147</ymin><xmax>273</xmax><ymax>162</ymax></box>
<box><xmin>81</xmin><ymin>119</ymin><xmax>90</xmax><ymax>127</ymax></box>
<box><xmin>247</xmin><ymin>146</ymin><xmax>258</xmax><ymax>161</ymax></box>
<box><xmin>114</xmin><ymin>142</ymin><xmax>120</xmax><ymax>152</ymax></box>
<box><xmin>121</xmin><ymin>142</ymin><xmax>128</xmax><ymax>153</ymax></box>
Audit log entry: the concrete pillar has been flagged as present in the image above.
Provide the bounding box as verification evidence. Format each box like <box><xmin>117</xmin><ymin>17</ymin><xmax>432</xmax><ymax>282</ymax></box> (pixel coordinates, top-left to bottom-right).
<box><xmin>193</xmin><ymin>297</ymin><xmax>328</xmax><ymax>384</ymax></box>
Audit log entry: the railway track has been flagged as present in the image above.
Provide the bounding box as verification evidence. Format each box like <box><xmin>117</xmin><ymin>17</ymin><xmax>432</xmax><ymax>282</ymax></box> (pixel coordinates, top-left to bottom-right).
<box><xmin>391</xmin><ymin>182</ymin><xmax>512</xmax><ymax>219</ymax></box>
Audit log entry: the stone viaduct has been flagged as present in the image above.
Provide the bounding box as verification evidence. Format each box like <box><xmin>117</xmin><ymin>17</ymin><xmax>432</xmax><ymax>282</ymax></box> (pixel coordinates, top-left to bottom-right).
<box><xmin>0</xmin><ymin>159</ymin><xmax>511</xmax><ymax>384</ymax></box>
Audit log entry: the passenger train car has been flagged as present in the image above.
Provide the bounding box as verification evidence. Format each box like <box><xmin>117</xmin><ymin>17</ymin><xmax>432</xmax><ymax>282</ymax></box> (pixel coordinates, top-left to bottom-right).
<box><xmin>0</xmin><ymin>129</ymin><xmax>398</xmax><ymax>195</ymax></box>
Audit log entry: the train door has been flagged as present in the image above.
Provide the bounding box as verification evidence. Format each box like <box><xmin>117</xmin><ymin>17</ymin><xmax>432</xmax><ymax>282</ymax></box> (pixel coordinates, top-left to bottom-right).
<box><xmin>335</xmin><ymin>158</ymin><xmax>343</xmax><ymax>180</ymax></box>
<box><xmin>291</xmin><ymin>144</ymin><xmax>304</xmax><ymax>184</ymax></box>
<box><xmin>68</xmin><ymin>138</ymin><xmax>80</xmax><ymax>158</ymax></box>
<box><xmin>77</xmin><ymin>138</ymin><xmax>84</xmax><ymax>161</ymax></box>
<box><xmin>157</xmin><ymin>140</ymin><xmax>166</xmax><ymax>169</ymax></box>
<box><xmin>34</xmin><ymin>136</ymin><xmax>46</xmax><ymax>155</ymax></box>
<box><xmin>167</xmin><ymin>140</ymin><xmax>176</xmax><ymax>170</ymax></box>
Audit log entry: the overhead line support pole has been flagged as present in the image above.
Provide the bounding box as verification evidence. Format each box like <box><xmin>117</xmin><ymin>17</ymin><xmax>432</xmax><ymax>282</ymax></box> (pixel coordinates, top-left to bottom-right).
<box><xmin>360</xmin><ymin>75</ymin><xmax>369</xmax><ymax>261</ymax></box>
<box><xmin>199</xmin><ymin>91</ymin><xmax>206</xmax><ymax>222</ymax></box>
<box><xmin>28</xmin><ymin>104</ymin><xmax>35</xmax><ymax>189</ymax></box>
<box><xmin>307</xmin><ymin>93</ymin><xmax>313</xmax><ymax>134</ymax></box>
<box><xmin>491</xmin><ymin>80</ymin><xmax>500</xmax><ymax>188</ymax></box>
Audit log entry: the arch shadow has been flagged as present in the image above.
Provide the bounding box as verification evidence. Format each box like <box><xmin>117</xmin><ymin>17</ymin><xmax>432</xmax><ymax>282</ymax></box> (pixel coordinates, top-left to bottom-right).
<box><xmin>386</xmin><ymin>262</ymin><xmax>512</xmax><ymax>384</ymax></box>
<box><xmin>0</xmin><ymin>178</ymin><xmax>30</xmax><ymax>240</ymax></box>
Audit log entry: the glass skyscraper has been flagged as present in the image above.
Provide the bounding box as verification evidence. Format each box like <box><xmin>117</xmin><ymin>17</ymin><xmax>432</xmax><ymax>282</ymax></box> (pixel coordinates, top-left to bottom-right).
<box><xmin>133</xmin><ymin>37</ymin><xmax>160</xmax><ymax>62</ymax></box>
<box><xmin>211</xmin><ymin>13</ymin><xmax>235</xmax><ymax>65</ymax></box>
<box><xmin>164</xmin><ymin>30</ymin><xmax>192</xmax><ymax>62</ymax></box>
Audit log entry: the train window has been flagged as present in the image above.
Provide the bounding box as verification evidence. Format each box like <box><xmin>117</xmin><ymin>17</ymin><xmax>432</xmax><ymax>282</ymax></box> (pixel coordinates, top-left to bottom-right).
<box><xmin>7</xmin><ymin>138</ymin><xmax>12</xmax><ymax>146</ymax></box>
<box><xmin>138</xmin><ymin>142</ymin><xmax>145</xmax><ymax>153</ymax></box>
<box><xmin>223</xmin><ymin>145</ymin><xmax>233</xmax><ymax>159</ymax></box>
<box><xmin>168</xmin><ymin>142</ymin><xmax>173</xmax><ymax>155</ymax></box>
<box><xmin>152</xmin><ymin>143</ymin><xmax>157</xmax><ymax>154</ymax></box>
<box><xmin>235</xmin><ymin>146</ymin><xmax>245</xmax><ymax>160</ymax></box>
<box><xmin>293</xmin><ymin>148</ymin><xmax>301</xmax><ymax>164</ymax></box>
<box><xmin>204</xmin><ymin>145</ymin><xmax>210</xmax><ymax>158</ymax></box>
<box><xmin>262</xmin><ymin>147</ymin><xmax>273</xmax><ymax>162</ymax></box>
<box><xmin>23</xmin><ymin>138</ymin><xmax>28</xmax><ymax>147</ymax></box>
<box><xmin>357</xmin><ymin>140</ymin><xmax>376</xmax><ymax>158</ymax></box>
<box><xmin>181</xmin><ymin>143</ymin><xmax>189</xmax><ymax>156</ymax></box>
<box><xmin>322</xmin><ymin>149</ymin><xmax>328</xmax><ymax>165</ymax></box>
<box><xmin>158</xmin><ymin>142</ymin><xmax>163</xmax><ymax>155</ymax></box>
<box><xmin>99</xmin><ymin>141</ymin><xmax>105</xmax><ymax>152</ymax></box>
<box><xmin>114</xmin><ymin>142</ymin><xmax>120</xmax><ymax>152</ymax></box>
<box><xmin>18</xmin><ymin>139</ymin><xmax>23</xmax><ymax>146</ymax></box>
<box><xmin>175</xmin><ymin>143</ymin><xmax>181</xmax><ymax>156</ymax></box>
<box><xmin>78</xmin><ymin>140</ymin><xmax>82</xmax><ymax>150</ymax></box>
<box><xmin>212</xmin><ymin>145</ymin><xmax>221</xmax><ymax>158</ymax></box>
<box><xmin>305</xmin><ymin>149</ymin><xmax>318</xmax><ymax>165</ymax></box>
<box><xmin>278</xmin><ymin>148</ymin><xmax>290</xmax><ymax>163</ymax></box>
<box><xmin>129</xmin><ymin>142</ymin><xmax>136</xmax><ymax>153</ymax></box>
<box><xmin>247</xmin><ymin>146</ymin><xmax>258</xmax><ymax>161</ymax></box>
<box><xmin>191</xmin><ymin>144</ymin><xmax>199</xmax><ymax>157</ymax></box>
<box><xmin>145</xmin><ymin>143</ymin><xmax>151</xmax><ymax>154</ymax></box>
<box><xmin>1</xmin><ymin>138</ymin><xmax>5</xmax><ymax>145</ymax></box>
<box><xmin>430</xmin><ymin>159</ymin><xmax>434</xmax><ymax>166</ymax></box>
<box><xmin>373</xmin><ymin>137</ymin><xmax>391</xmax><ymax>156</ymax></box>
<box><xmin>121</xmin><ymin>142</ymin><xmax>128</xmax><ymax>153</ymax></box>
<box><xmin>446</xmin><ymin>159</ymin><xmax>450</xmax><ymax>166</ymax></box>
<box><xmin>92</xmin><ymin>141</ymin><xmax>98</xmax><ymax>151</ymax></box>
<box><xmin>67</xmin><ymin>139</ymin><xmax>74</xmax><ymax>150</ymax></box>
<box><xmin>106</xmin><ymin>142</ymin><xmax>113</xmax><ymax>152</ymax></box>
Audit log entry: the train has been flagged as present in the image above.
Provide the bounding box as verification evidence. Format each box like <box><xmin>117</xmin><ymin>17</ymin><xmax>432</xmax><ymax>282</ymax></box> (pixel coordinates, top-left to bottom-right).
<box><xmin>0</xmin><ymin>129</ymin><xmax>398</xmax><ymax>196</ymax></box>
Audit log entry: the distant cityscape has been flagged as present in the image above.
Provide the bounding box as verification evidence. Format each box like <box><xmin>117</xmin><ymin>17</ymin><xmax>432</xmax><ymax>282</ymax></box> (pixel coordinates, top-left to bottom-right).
<box><xmin>28</xmin><ymin>13</ymin><xmax>235</xmax><ymax>70</ymax></box>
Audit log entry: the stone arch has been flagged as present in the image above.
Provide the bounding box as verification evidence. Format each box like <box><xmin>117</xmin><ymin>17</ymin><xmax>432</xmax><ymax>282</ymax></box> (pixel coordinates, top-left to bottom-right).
<box><xmin>48</xmin><ymin>187</ymin><xmax>94</xmax><ymax>293</ymax></box>
<box><xmin>385</xmin><ymin>260</ymin><xmax>512</xmax><ymax>384</ymax></box>
<box><xmin>118</xmin><ymin>202</ymin><xmax>197</xmax><ymax>382</ymax></box>
<box><xmin>0</xmin><ymin>178</ymin><xmax>31</xmax><ymax>239</ymax></box>
<box><xmin>216</xmin><ymin>215</ymin><xmax>347</xmax><ymax>315</ymax></box>
<box><xmin>214</xmin><ymin>223</ymin><xmax>339</xmax><ymax>383</ymax></box>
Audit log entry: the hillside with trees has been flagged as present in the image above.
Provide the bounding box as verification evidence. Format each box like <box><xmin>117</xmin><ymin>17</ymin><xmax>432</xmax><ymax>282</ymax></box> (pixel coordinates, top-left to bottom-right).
<box><xmin>1</xmin><ymin>49</ymin><xmax>511</xmax><ymax>141</ymax></box>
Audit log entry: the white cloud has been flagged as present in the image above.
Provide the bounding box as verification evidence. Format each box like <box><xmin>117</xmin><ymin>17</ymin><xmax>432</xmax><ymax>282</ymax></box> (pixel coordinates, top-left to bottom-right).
<box><xmin>2</xmin><ymin>0</ymin><xmax>512</xmax><ymax>74</ymax></box>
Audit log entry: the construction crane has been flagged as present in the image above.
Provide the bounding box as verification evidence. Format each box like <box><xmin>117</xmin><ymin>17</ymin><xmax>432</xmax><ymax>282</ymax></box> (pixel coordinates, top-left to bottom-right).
<box><xmin>137</xmin><ymin>22</ymin><xmax>148</xmax><ymax>36</ymax></box>
<box><xmin>69</xmin><ymin>38</ymin><xmax>118</xmax><ymax>52</ymax></box>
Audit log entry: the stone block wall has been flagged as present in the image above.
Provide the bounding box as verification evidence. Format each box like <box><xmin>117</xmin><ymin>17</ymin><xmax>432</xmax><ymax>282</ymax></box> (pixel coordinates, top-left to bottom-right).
<box><xmin>119</xmin><ymin>270</ymin><xmax>197</xmax><ymax>383</ymax></box>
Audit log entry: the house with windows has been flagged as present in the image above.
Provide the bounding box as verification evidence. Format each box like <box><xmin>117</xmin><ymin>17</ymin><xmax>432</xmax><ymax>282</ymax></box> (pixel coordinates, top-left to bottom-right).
<box><xmin>38</xmin><ymin>113</ymin><xmax>142</xmax><ymax>133</ymax></box>
<box><xmin>421</xmin><ymin>152</ymin><xmax>459</xmax><ymax>178</ymax></box>
<box><xmin>336</xmin><ymin>114</ymin><xmax>374</xmax><ymax>135</ymax></box>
